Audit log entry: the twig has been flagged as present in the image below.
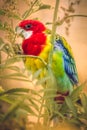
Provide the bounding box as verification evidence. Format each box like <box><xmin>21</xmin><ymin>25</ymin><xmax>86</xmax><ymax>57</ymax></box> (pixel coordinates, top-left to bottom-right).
<box><xmin>46</xmin><ymin>14</ymin><xmax>87</xmax><ymax>26</ymax></box>
<box><xmin>0</xmin><ymin>54</ymin><xmax>47</xmax><ymax>67</ymax></box>
<box><xmin>37</xmin><ymin>98</ymin><xmax>45</xmax><ymax>123</ymax></box>
<box><xmin>22</xmin><ymin>0</ymin><xmax>39</xmax><ymax>19</ymax></box>
<box><xmin>57</xmin><ymin>14</ymin><xmax>87</xmax><ymax>25</ymax></box>
<box><xmin>17</xmin><ymin>54</ymin><xmax>47</xmax><ymax>66</ymax></box>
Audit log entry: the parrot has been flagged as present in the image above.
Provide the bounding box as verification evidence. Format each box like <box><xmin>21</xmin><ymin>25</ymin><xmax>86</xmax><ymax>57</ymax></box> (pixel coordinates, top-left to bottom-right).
<box><xmin>16</xmin><ymin>19</ymin><xmax>78</xmax><ymax>104</ymax></box>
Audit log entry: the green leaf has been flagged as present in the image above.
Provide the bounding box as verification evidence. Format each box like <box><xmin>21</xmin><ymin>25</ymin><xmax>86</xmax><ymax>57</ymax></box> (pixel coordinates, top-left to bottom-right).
<box><xmin>66</xmin><ymin>118</ymin><xmax>81</xmax><ymax>126</ymax></box>
<box><xmin>70</xmin><ymin>85</ymin><xmax>83</xmax><ymax>102</ymax></box>
<box><xmin>54</xmin><ymin>111</ymin><xmax>64</xmax><ymax>119</ymax></box>
<box><xmin>22</xmin><ymin>10</ymin><xmax>31</xmax><ymax>19</ymax></box>
<box><xmin>0</xmin><ymin>43</ymin><xmax>6</xmax><ymax>51</ymax></box>
<box><xmin>30</xmin><ymin>89</ymin><xmax>42</xmax><ymax>98</ymax></box>
<box><xmin>0</xmin><ymin>43</ymin><xmax>10</xmax><ymax>55</ymax></box>
<box><xmin>79</xmin><ymin>118</ymin><xmax>87</xmax><ymax>125</ymax></box>
<box><xmin>0</xmin><ymin>86</ymin><xmax>4</xmax><ymax>93</ymax></box>
<box><xmin>5</xmin><ymin>57</ymin><xmax>21</xmax><ymax>65</ymax></box>
<box><xmin>0</xmin><ymin>76</ymin><xmax>30</xmax><ymax>82</ymax></box>
<box><xmin>0</xmin><ymin>88</ymin><xmax>30</xmax><ymax>96</ymax></box>
<box><xmin>39</xmin><ymin>88</ymin><xmax>57</xmax><ymax>93</ymax></box>
<box><xmin>36</xmin><ymin>76</ymin><xmax>50</xmax><ymax>85</ymax></box>
<box><xmin>0</xmin><ymin>114</ymin><xmax>4</xmax><ymax>121</ymax></box>
<box><xmin>0</xmin><ymin>9</ymin><xmax>6</xmax><ymax>15</ymax></box>
<box><xmin>81</xmin><ymin>93</ymin><xmax>87</xmax><ymax>114</ymax></box>
<box><xmin>0</xmin><ymin>21</ymin><xmax>4</xmax><ymax>30</ymax></box>
<box><xmin>1</xmin><ymin>99</ymin><xmax>23</xmax><ymax>122</ymax></box>
<box><xmin>59</xmin><ymin>102</ymin><xmax>69</xmax><ymax>114</ymax></box>
<box><xmin>39</xmin><ymin>4</ymin><xmax>52</xmax><ymax>10</ymax></box>
<box><xmin>0</xmin><ymin>73</ymin><xmax>26</xmax><ymax>78</ymax></box>
<box><xmin>0</xmin><ymin>22</ymin><xmax>10</xmax><ymax>32</ymax></box>
<box><xmin>6</xmin><ymin>66</ymin><xmax>21</xmax><ymax>72</ymax></box>
<box><xmin>0</xmin><ymin>37</ymin><xmax>4</xmax><ymax>45</ymax></box>
<box><xmin>20</xmin><ymin>103</ymin><xmax>38</xmax><ymax>116</ymax></box>
<box><xmin>32</xmin><ymin>69</ymin><xmax>42</xmax><ymax>80</ymax></box>
<box><xmin>2</xmin><ymin>10</ymin><xmax>21</xmax><ymax>20</ymax></box>
<box><xmin>29</xmin><ymin>96</ymin><xmax>42</xmax><ymax>104</ymax></box>
<box><xmin>0</xmin><ymin>95</ymin><xmax>14</xmax><ymax>104</ymax></box>
<box><xmin>42</xmin><ymin>94</ymin><xmax>56</xmax><ymax>99</ymax></box>
<box><xmin>28</xmin><ymin>98</ymin><xmax>39</xmax><ymax>112</ymax></box>
<box><xmin>9</xmin><ymin>13</ymin><xmax>21</xmax><ymax>20</ymax></box>
<box><xmin>65</xmin><ymin>96</ymin><xmax>77</xmax><ymax>117</ymax></box>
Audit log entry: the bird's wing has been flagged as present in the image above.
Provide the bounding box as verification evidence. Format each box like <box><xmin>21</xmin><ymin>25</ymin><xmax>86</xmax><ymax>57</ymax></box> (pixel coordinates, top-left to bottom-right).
<box><xmin>54</xmin><ymin>36</ymin><xmax>78</xmax><ymax>85</ymax></box>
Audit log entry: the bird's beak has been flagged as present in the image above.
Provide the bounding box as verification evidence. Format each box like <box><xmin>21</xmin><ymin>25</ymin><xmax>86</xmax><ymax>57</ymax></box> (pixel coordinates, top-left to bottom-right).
<box><xmin>15</xmin><ymin>26</ymin><xmax>24</xmax><ymax>34</ymax></box>
<box><xmin>15</xmin><ymin>26</ymin><xmax>33</xmax><ymax>39</ymax></box>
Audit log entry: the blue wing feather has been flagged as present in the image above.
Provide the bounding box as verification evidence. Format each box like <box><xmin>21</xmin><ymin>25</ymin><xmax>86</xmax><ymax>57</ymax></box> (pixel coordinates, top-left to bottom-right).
<box><xmin>54</xmin><ymin>37</ymin><xmax>78</xmax><ymax>85</ymax></box>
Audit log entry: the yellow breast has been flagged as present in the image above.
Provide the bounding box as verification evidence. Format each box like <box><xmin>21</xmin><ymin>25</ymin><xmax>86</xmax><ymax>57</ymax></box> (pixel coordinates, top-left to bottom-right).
<box><xmin>24</xmin><ymin>36</ymin><xmax>52</xmax><ymax>73</ymax></box>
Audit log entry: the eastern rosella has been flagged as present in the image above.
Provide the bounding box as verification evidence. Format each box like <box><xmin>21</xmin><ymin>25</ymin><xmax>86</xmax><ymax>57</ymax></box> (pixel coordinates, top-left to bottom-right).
<box><xmin>17</xmin><ymin>20</ymin><xmax>78</xmax><ymax>103</ymax></box>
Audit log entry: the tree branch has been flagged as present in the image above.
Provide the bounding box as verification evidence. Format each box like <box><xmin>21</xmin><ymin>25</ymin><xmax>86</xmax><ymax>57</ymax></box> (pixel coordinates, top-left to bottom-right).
<box><xmin>56</xmin><ymin>14</ymin><xmax>87</xmax><ymax>25</ymax></box>
<box><xmin>22</xmin><ymin>0</ymin><xmax>39</xmax><ymax>19</ymax></box>
<box><xmin>0</xmin><ymin>54</ymin><xmax>47</xmax><ymax>67</ymax></box>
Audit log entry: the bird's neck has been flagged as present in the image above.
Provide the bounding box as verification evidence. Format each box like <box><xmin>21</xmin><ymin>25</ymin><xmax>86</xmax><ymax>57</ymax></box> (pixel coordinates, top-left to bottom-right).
<box><xmin>22</xmin><ymin>32</ymin><xmax>47</xmax><ymax>56</ymax></box>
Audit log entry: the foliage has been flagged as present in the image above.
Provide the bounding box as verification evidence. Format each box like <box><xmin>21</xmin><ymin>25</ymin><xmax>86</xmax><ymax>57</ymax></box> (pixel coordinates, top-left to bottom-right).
<box><xmin>0</xmin><ymin>0</ymin><xmax>87</xmax><ymax>130</ymax></box>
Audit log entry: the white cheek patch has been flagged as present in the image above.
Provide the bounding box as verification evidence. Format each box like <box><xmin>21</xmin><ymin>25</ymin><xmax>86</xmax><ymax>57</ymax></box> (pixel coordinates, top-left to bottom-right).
<box><xmin>22</xmin><ymin>30</ymin><xmax>33</xmax><ymax>39</ymax></box>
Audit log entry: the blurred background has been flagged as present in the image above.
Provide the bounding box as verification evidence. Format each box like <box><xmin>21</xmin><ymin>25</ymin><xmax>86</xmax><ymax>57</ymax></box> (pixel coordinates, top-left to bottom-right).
<box><xmin>0</xmin><ymin>1</ymin><xmax>87</xmax><ymax>129</ymax></box>
<box><xmin>0</xmin><ymin>0</ymin><xmax>87</xmax><ymax>90</ymax></box>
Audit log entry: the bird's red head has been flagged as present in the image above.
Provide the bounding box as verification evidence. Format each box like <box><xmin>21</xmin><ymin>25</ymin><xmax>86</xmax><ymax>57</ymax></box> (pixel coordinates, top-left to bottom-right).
<box><xmin>17</xmin><ymin>20</ymin><xmax>47</xmax><ymax>56</ymax></box>
<box><xmin>18</xmin><ymin>19</ymin><xmax>46</xmax><ymax>34</ymax></box>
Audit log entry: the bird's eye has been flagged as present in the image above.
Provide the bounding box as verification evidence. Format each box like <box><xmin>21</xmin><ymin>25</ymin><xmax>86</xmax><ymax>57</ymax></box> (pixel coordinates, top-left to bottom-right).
<box><xmin>25</xmin><ymin>24</ymin><xmax>32</xmax><ymax>29</ymax></box>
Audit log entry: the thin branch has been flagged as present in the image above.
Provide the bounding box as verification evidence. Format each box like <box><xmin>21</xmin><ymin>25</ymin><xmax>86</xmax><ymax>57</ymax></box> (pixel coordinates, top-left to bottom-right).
<box><xmin>22</xmin><ymin>0</ymin><xmax>39</xmax><ymax>19</ymax></box>
<box><xmin>0</xmin><ymin>54</ymin><xmax>47</xmax><ymax>67</ymax></box>
<box><xmin>0</xmin><ymin>77</ymin><xmax>31</xmax><ymax>82</ymax></box>
<box><xmin>17</xmin><ymin>54</ymin><xmax>47</xmax><ymax>66</ymax></box>
<box><xmin>56</xmin><ymin>14</ymin><xmax>87</xmax><ymax>25</ymax></box>
<box><xmin>37</xmin><ymin>97</ymin><xmax>45</xmax><ymax>123</ymax></box>
<box><xmin>46</xmin><ymin>14</ymin><xmax>87</xmax><ymax>26</ymax></box>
